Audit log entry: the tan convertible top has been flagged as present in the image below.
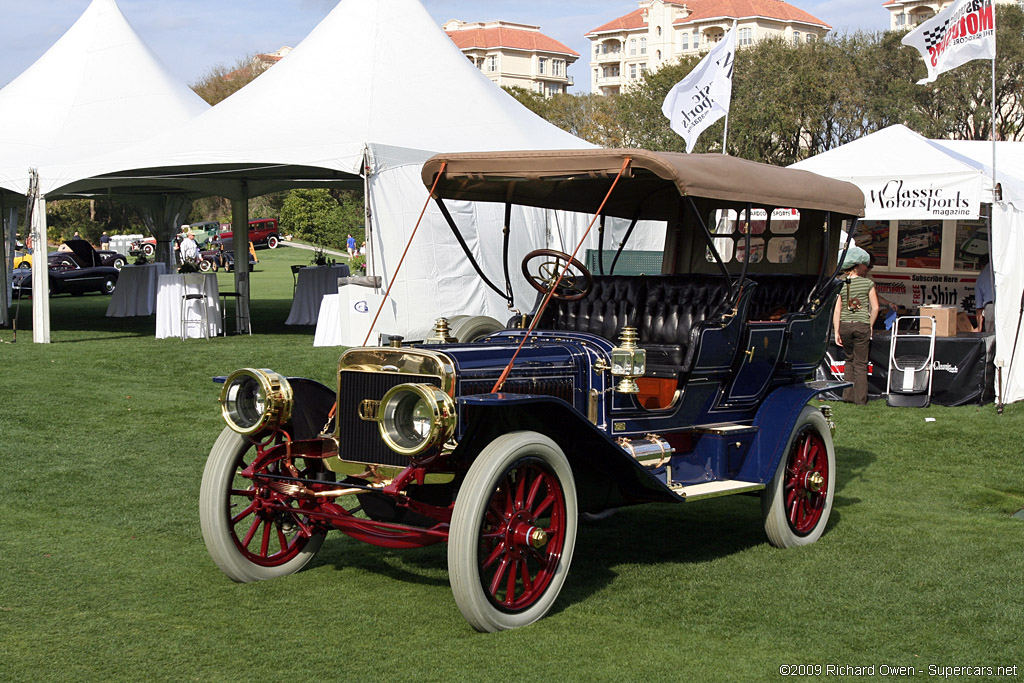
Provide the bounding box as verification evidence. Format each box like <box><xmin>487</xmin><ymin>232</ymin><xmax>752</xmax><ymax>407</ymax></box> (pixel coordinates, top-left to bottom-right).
<box><xmin>422</xmin><ymin>149</ymin><xmax>864</xmax><ymax>220</ymax></box>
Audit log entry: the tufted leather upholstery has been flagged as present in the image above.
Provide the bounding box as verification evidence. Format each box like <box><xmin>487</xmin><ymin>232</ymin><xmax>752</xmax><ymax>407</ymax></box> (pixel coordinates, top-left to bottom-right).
<box><xmin>537</xmin><ymin>276</ymin><xmax>644</xmax><ymax>338</ymax></box>
<box><xmin>747</xmin><ymin>274</ymin><xmax>819</xmax><ymax>320</ymax></box>
<box><xmin>535</xmin><ymin>275</ymin><xmax>734</xmax><ymax>375</ymax></box>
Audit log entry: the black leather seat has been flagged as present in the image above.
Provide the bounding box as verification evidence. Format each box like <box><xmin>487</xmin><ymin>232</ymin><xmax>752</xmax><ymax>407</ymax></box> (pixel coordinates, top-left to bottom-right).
<box><xmin>537</xmin><ymin>276</ymin><xmax>644</xmax><ymax>340</ymax></box>
<box><xmin>535</xmin><ymin>275</ymin><xmax>734</xmax><ymax>378</ymax></box>
<box><xmin>747</xmin><ymin>274</ymin><xmax>819</xmax><ymax>320</ymax></box>
<box><xmin>640</xmin><ymin>276</ymin><xmax>732</xmax><ymax>375</ymax></box>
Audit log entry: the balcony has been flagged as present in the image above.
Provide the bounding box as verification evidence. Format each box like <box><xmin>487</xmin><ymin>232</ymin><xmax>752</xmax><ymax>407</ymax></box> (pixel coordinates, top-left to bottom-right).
<box><xmin>595</xmin><ymin>51</ymin><xmax>623</xmax><ymax>63</ymax></box>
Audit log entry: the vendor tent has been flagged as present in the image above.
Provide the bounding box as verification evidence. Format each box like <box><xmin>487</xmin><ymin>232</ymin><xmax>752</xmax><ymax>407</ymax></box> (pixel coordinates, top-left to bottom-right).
<box><xmin>68</xmin><ymin>0</ymin><xmax>655</xmax><ymax>340</ymax></box>
<box><xmin>0</xmin><ymin>0</ymin><xmax>210</xmax><ymax>339</ymax></box>
<box><xmin>792</xmin><ymin>125</ymin><xmax>1024</xmax><ymax>404</ymax></box>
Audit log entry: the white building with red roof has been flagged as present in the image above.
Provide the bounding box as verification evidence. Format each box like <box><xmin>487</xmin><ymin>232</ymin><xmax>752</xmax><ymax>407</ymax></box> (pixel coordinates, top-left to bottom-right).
<box><xmin>883</xmin><ymin>0</ymin><xmax>1021</xmax><ymax>31</ymax></box>
<box><xmin>444</xmin><ymin>20</ymin><xmax>579</xmax><ymax>97</ymax></box>
<box><xmin>586</xmin><ymin>0</ymin><xmax>830</xmax><ymax>94</ymax></box>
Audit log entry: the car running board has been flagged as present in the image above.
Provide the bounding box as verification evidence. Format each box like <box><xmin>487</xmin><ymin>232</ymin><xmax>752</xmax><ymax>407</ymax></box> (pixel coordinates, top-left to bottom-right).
<box><xmin>669</xmin><ymin>479</ymin><xmax>765</xmax><ymax>501</ymax></box>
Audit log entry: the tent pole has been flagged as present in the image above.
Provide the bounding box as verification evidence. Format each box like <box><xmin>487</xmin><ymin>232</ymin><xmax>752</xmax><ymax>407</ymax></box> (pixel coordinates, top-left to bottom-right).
<box><xmin>28</xmin><ymin>172</ymin><xmax>51</xmax><ymax>344</ymax></box>
<box><xmin>232</xmin><ymin>182</ymin><xmax>250</xmax><ymax>334</ymax></box>
<box><xmin>0</xmin><ymin>193</ymin><xmax>8</xmax><ymax>328</ymax></box>
<box><xmin>363</xmin><ymin>146</ymin><xmax>376</xmax><ymax>287</ymax></box>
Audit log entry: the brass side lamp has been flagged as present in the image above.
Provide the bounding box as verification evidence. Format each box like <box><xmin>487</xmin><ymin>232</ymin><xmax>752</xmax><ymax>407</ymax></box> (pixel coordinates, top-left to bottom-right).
<box><xmin>611</xmin><ymin>327</ymin><xmax>646</xmax><ymax>394</ymax></box>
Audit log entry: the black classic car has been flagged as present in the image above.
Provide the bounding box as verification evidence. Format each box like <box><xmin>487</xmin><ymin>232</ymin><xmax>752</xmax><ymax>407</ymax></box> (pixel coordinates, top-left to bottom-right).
<box><xmin>199</xmin><ymin>149</ymin><xmax>864</xmax><ymax>632</ymax></box>
<box><xmin>12</xmin><ymin>240</ymin><xmax>119</xmax><ymax>298</ymax></box>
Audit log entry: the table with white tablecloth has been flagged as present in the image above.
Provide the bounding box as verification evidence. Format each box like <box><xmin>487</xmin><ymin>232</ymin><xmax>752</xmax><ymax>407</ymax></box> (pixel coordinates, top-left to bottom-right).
<box><xmin>313</xmin><ymin>286</ymin><xmax>394</xmax><ymax>347</ymax></box>
<box><xmin>106</xmin><ymin>263</ymin><xmax>166</xmax><ymax>317</ymax></box>
<box><xmin>285</xmin><ymin>265</ymin><xmax>349</xmax><ymax>325</ymax></box>
<box><xmin>155</xmin><ymin>273</ymin><xmax>221</xmax><ymax>339</ymax></box>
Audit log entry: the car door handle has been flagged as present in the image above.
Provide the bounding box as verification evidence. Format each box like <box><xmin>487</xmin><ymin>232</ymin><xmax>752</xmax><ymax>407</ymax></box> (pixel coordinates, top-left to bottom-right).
<box><xmin>744</xmin><ymin>346</ymin><xmax>755</xmax><ymax>363</ymax></box>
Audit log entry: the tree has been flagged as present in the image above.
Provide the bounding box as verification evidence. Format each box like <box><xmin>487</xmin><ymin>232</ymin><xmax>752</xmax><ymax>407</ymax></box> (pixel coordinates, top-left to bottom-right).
<box><xmin>278</xmin><ymin>189</ymin><xmax>364</xmax><ymax>250</ymax></box>
<box><xmin>190</xmin><ymin>55</ymin><xmax>262</xmax><ymax>106</ymax></box>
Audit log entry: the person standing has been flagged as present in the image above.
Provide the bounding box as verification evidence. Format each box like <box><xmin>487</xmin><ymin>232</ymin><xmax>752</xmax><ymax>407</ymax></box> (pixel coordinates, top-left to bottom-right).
<box><xmin>974</xmin><ymin>257</ymin><xmax>995</xmax><ymax>333</ymax></box>
<box><xmin>180</xmin><ymin>231</ymin><xmax>199</xmax><ymax>262</ymax></box>
<box><xmin>832</xmin><ymin>246</ymin><xmax>879</xmax><ymax>405</ymax></box>
<box><xmin>346</xmin><ymin>234</ymin><xmax>356</xmax><ymax>259</ymax></box>
<box><xmin>99</xmin><ymin>231</ymin><xmax>110</xmax><ymax>250</ymax></box>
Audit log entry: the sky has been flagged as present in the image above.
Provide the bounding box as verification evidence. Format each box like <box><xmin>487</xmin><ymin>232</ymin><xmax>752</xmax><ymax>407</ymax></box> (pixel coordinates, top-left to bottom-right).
<box><xmin>0</xmin><ymin>0</ymin><xmax>891</xmax><ymax>92</ymax></box>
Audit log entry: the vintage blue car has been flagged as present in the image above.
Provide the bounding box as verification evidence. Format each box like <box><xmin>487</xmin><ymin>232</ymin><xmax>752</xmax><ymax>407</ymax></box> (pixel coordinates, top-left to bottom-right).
<box><xmin>12</xmin><ymin>240</ymin><xmax>119</xmax><ymax>298</ymax></box>
<box><xmin>199</xmin><ymin>149</ymin><xmax>864</xmax><ymax>632</ymax></box>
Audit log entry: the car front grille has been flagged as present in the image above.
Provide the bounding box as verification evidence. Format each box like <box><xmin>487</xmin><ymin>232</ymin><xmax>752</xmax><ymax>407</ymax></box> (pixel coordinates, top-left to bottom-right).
<box><xmin>337</xmin><ymin>370</ymin><xmax>442</xmax><ymax>467</ymax></box>
<box><xmin>460</xmin><ymin>377</ymin><xmax>575</xmax><ymax>404</ymax></box>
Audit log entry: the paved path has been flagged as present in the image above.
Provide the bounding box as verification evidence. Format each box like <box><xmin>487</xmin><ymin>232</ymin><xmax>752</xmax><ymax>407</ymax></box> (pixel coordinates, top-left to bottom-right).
<box><xmin>279</xmin><ymin>241</ymin><xmax>348</xmax><ymax>259</ymax></box>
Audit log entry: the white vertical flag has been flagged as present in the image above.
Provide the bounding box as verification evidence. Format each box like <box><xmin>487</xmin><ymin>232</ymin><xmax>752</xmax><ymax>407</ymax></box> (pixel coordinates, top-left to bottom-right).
<box><xmin>661</xmin><ymin>26</ymin><xmax>736</xmax><ymax>153</ymax></box>
<box><xmin>901</xmin><ymin>0</ymin><xmax>996</xmax><ymax>85</ymax></box>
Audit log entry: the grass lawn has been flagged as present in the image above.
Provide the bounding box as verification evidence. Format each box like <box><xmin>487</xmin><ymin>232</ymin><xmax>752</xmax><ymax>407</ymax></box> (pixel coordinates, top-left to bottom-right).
<box><xmin>1</xmin><ymin>246</ymin><xmax>1022</xmax><ymax>681</ymax></box>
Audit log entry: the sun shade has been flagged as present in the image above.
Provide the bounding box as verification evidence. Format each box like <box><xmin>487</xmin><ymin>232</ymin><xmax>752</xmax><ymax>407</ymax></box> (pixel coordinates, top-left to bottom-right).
<box><xmin>422</xmin><ymin>149</ymin><xmax>865</xmax><ymax>220</ymax></box>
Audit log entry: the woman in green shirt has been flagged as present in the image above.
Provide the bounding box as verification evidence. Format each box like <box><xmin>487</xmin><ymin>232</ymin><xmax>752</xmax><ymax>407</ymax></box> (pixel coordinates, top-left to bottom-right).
<box><xmin>832</xmin><ymin>246</ymin><xmax>879</xmax><ymax>404</ymax></box>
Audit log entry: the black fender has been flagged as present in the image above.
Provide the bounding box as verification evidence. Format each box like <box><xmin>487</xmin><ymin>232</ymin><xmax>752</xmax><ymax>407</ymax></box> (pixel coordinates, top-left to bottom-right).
<box><xmin>454</xmin><ymin>393</ymin><xmax>679</xmax><ymax>512</ymax></box>
<box><xmin>286</xmin><ymin>377</ymin><xmax>336</xmax><ymax>440</ymax></box>
<box><xmin>736</xmin><ymin>381</ymin><xmax>848</xmax><ymax>484</ymax></box>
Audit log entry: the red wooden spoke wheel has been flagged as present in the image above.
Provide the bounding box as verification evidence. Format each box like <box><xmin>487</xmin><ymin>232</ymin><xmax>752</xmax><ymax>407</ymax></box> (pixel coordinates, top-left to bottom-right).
<box><xmin>200</xmin><ymin>428</ymin><xmax>332</xmax><ymax>581</ymax></box>
<box><xmin>783</xmin><ymin>429</ymin><xmax>829</xmax><ymax>535</ymax></box>
<box><xmin>449</xmin><ymin>431</ymin><xmax>578</xmax><ymax>632</ymax></box>
<box><xmin>478</xmin><ymin>458</ymin><xmax>567</xmax><ymax>611</ymax></box>
<box><xmin>761</xmin><ymin>406</ymin><xmax>836</xmax><ymax>548</ymax></box>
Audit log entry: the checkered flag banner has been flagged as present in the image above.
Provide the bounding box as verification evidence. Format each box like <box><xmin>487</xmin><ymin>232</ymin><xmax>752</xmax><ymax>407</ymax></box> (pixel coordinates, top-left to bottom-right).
<box><xmin>902</xmin><ymin>0</ymin><xmax>996</xmax><ymax>84</ymax></box>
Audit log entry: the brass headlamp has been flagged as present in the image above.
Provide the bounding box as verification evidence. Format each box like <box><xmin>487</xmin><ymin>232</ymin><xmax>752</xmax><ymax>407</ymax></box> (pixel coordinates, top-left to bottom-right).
<box><xmin>220</xmin><ymin>369</ymin><xmax>293</xmax><ymax>435</ymax></box>
<box><xmin>376</xmin><ymin>383</ymin><xmax>456</xmax><ymax>457</ymax></box>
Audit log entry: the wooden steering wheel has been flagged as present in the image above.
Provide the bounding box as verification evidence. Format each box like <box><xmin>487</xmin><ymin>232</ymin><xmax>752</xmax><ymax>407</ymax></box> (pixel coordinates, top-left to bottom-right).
<box><xmin>521</xmin><ymin>249</ymin><xmax>593</xmax><ymax>302</ymax></box>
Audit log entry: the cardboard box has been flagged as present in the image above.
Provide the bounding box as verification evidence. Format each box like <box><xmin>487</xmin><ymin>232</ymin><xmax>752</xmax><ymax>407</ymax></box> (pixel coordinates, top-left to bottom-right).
<box><xmin>919</xmin><ymin>305</ymin><xmax>958</xmax><ymax>337</ymax></box>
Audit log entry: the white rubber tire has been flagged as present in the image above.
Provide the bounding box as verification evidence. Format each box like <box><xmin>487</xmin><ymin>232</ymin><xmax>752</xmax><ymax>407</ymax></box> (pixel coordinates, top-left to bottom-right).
<box><xmin>448</xmin><ymin>315</ymin><xmax>503</xmax><ymax>343</ymax></box>
<box><xmin>448</xmin><ymin>431</ymin><xmax>577</xmax><ymax>632</ymax></box>
<box><xmin>761</xmin><ymin>406</ymin><xmax>836</xmax><ymax>548</ymax></box>
<box><xmin>199</xmin><ymin>427</ymin><xmax>326</xmax><ymax>582</ymax></box>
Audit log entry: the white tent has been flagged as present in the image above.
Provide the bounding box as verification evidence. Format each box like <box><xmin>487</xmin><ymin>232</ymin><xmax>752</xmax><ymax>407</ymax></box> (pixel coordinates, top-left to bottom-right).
<box><xmin>0</xmin><ymin>0</ymin><xmax>209</xmax><ymax>195</ymax></box>
<box><xmin>793</xmin><ymin>125</ymin><xmax>1024</xmax><ymax>404</ymax></box>
<box><xmin>0</xmin><ymin>0</ymin><xmax>210</xmax><ymax>340</ymax></box>
<box><xmin>70</xmin><ymin>0</ymin><xmax>666</xmax><ymax>340</ymax></box>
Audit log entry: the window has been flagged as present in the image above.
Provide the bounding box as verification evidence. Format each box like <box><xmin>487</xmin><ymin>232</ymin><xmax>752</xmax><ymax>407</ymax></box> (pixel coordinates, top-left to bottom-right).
<box><xmin>538</xmin><ymin>57</ymin><xmax>546</xmax><ymax>75</ymax></box>
<box><xmin>640</xmin><ymin>37</ymin><xmax>647</xmax><ymax>55</ymax></box>
<box><xmin>738</xmin><ymin>28</ymin><xmax>752</xmax><ymax>46</ymax></box>
<box><xmin>488</xmin><ymin>55</ymin><xmax>497</xmax><ymax>72</ymax></box>
<box><xmin>896</xmin><ymin>13</ymin><xmax>905</xmax><ymax>27</ymax></box>
<box><xmin>656</xmin><ymin>26</ymin><xmax>662</xmax><ymax>36</ymax></box>
<box><xmin>793</xmin><ymin>31</ymin><xmax>801</xmax><ymax>45</ymax></box>
<box><xmin>656</xmin><ymin>50</ymin><xmax>661</xmax><ymax>61</ymax></box>
<box><xmin>595</xmin><ymin>44</ymin><xmax>601</xmax><ymax>57</ymax></box>
<box><xmin>548</xmin><ymin>83</ymin><xmax>560</xmax><ymax>97</ymax></box>
<box><xmin>806</xmin><ymin>33</ymin><xmax>816</xmax><ymax>43</ymax></box>
<box><xmin>553</xmin><ymin>60</ymin><xmax>563</xmax><ymax>76</ymax></box>
<box><xmin>630</xmin><ymin>63</ymin><xmax>637</xmax><ymax>79</ymax></box>
<box><xmin>630</xmin><ymin>38</ymin><xmax>636</xmax><ymax>55</ymax></box>
<box><xmin>640</xmin><ymin>63</ymin><xmax>648</xmax><ymax>75</ymax></box>
<box><xmin>681</xmin><ymin>33</ymin><xmax>689</xmax><ymax>50</ymax></box>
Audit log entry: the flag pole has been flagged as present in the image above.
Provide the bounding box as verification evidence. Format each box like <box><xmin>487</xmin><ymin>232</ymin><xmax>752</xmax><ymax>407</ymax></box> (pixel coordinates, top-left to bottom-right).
<box><xmin>721</xmin><ymin>20</ymin><xmax>738</xmax><ymax>155</ymax></box>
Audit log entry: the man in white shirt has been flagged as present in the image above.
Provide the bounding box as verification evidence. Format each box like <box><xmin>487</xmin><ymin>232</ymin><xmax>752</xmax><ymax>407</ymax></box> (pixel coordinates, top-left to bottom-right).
<box><xmin>180</xmin><ymin>231</ymin><xmax>199</xmax><ymax>262</ymax></box>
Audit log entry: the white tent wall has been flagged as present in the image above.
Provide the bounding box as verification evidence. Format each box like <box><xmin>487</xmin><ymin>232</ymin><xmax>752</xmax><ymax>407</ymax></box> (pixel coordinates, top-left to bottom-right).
<box><xmin>991</xmin><ymin>202</ymin><xmax>1024</xmax><ymax>403</ymax></box>
<box><xmin>367</xmin><ymin>160</ymin><xmax>667</xmax><ymax>339</ymax></box>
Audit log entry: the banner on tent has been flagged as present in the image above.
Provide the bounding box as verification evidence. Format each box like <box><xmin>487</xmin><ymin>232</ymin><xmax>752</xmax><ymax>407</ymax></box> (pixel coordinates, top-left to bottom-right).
<box><xmin>873</xmin><ymin>273</ymin><xmax>979</xmax><ymax>312</ymax></box>
<box><xmin>860</xmin><ymin>172</ymin><xmax>983</xmax><ymax>220</ymax></box>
